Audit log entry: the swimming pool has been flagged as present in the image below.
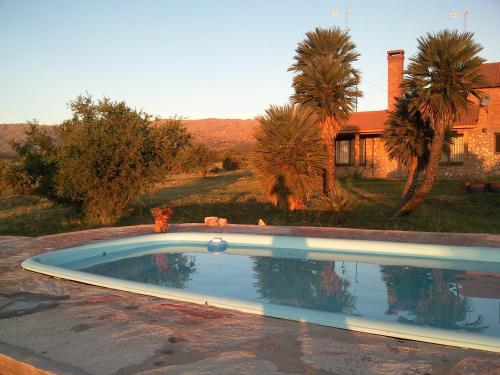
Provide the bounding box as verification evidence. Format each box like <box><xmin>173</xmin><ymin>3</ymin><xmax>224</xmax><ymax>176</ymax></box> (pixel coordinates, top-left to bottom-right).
<box><xmin>22</xmin><ymin>232</ymin><xmax>500</xmax><ymax>352</ymax></box>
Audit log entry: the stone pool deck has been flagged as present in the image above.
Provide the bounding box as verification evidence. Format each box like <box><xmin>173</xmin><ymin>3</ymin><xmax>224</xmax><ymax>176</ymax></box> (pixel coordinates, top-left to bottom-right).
<box><xmin>1</xmin><ymin>224</ymin><xmax>500</xmax><ymax>375</ymax></box>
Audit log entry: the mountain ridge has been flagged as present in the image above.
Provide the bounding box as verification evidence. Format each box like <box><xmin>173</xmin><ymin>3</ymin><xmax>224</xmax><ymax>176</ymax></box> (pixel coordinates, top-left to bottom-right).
<box><xmin>0</xmin><ymin>119</ymin><xmax>259</xmax><ymax>157</ymax></box>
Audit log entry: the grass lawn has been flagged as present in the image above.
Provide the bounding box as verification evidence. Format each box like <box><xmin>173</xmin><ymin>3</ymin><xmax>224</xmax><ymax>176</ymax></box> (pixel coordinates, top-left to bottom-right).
<box><xmin>1</xmin><ymin>170</ymin><xmax>499</xmax><ymax>236</ymax></box>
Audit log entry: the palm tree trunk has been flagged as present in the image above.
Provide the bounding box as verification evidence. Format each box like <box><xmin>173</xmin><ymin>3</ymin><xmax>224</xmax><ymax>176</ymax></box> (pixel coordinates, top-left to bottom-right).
<box><xmin>396</xmin><ymin>129</ymin><xmax>446</xmax><ymax>217</ymax></box>
<box><xmin>320</xmin><ymin>118</ymin><xmax>338</xmax><ymax>198</ymax></box>
<box><xmin>398</xmin><ymin>157</ymin><xmax>419</xmax><ymax>208</ymax></box>
<box><xmin>324</xmin><ymin>138</ymin><xmax>336</xmax><ymax>197</ymax></box>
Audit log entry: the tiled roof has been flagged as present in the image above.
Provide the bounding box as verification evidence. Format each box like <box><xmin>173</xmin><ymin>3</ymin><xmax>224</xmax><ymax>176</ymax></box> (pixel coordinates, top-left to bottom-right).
<box><xmin>339</xmin><ymin>60</ymin><xmax>500</xmax><ymax>134</ymax></box>
<box><xmin>340</xmin><ymin>105</ymin><xmax>480</xmax><ymax>134</ymax></box>
<box><xmin>341</xmin><ymin>110</ymin><xmax>389</xmax><ymax>134</ymax></box>
<box><xmin>479</xmin><ymin>62</ymin><xmax>500</xmax><ymax>88</ymax></box>
<box><xmin>455</xmin><ymin>105</ymin><xmax>480</xmax><ymax>126</ymax></box>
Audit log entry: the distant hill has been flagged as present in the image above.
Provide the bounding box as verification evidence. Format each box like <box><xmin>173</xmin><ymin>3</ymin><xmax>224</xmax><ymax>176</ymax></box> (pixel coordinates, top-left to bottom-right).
<box><xmin>0</xmin><ymin>119</ymin><xmax>258</xmax><ymax>157</ymax></box>
<box><xmin>181</xmin><ymin>118</ymin><xmax>258</xmax><ymax>152</ymax></box>
<box><xmin>0</xmin><ymin>124</ymin><xmax>58</xmax><ymax>158</ymax></box>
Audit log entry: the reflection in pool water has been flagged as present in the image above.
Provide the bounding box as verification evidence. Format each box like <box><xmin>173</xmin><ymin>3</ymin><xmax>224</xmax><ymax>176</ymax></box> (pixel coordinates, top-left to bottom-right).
<box><xmin>381</xmin><ymin>266</ymin><xmax>487</xmax><ymax>331</ymax></box>
<box><xmin>85</xmin><ymin>253</ymin><xmax>197</xmax><ymax>289</ymax></box>
<box><xmin>252</xmin><ymin>258</ymin><xmax>356</xmax><ymax>315</ymax></box>
<box><xmin>78</xmin><ymin>247</ymin><xmax>500</xmax><ymax>338</ymax></box>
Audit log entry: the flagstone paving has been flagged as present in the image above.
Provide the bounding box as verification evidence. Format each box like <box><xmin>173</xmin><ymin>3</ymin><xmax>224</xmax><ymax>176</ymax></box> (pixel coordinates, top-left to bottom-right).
<box><xmin>1</xmin><ymin>224</ymin><xmax>499</xmax><ymax>375</ymax></box>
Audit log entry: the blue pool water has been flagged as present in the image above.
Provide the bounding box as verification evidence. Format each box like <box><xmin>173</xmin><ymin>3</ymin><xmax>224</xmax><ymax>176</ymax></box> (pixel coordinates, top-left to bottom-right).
<box><xmin>68</xmin><ymin>244</ymin><xmax>500</xmax><ymax>339</ymax></box>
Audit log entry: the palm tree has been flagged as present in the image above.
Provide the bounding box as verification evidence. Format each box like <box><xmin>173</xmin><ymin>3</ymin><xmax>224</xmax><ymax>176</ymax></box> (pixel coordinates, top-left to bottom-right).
<box><xmin>381</xmin><ymin>266</ymin><xmax>486</xmax><ymax>332</ymax></box>
<box><xmin>289</xmin><ymin>27</ymin><xmax>361</xmax><ymax>197</ymax></box>
<box><xmin>253</xmin><ymin>104</ymin><xmax>327</xmax><ymax>210</ymax></box>
<box><xmin>396</xmin><ymin>30</ymin><xmax>485</xmax><ymax>216</ymax></box>
<box><xmin>383</xmin><ymin>94</ymin><xmax>452</xmax><ymax>208</ymax></box>
<box><xmin>252</xmin><ymin>257</ymin><xmax>356</xmax><ymax>314</ymax></box>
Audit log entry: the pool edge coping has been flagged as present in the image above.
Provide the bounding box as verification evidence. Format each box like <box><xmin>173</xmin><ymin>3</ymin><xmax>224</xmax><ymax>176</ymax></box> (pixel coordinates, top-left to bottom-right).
<box><xmin>21</xmin><ymin>231</ymin><xmax>500</xmax><ymax>354</ymax></box>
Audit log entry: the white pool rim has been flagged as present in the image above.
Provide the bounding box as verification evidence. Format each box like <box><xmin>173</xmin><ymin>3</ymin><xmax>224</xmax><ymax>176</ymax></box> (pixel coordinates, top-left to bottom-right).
<box><xmin>22</xmin><ymin>231</ymin><xmax>500</xmax><ymax>353</ymax></box>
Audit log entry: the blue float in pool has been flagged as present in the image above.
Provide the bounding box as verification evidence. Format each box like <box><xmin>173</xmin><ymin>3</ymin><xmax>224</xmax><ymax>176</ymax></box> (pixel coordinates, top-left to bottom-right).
<box><xmin>207</xmin><ymin>237</ymin><xmax>227</xmax><ymax>253</ymax></box>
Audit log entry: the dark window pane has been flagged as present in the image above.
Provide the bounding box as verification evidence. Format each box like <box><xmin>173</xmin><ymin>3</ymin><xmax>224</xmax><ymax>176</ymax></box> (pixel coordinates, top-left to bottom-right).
<box><xmin>359</xmin><ymin>138</ymin><xmax>366</xmax><ymax>166</ymax></box>
<box><xmin>441</xmin><ymin>135</ymin><xmax>464</xmax><ymax>164</ymax></box>
<box><xmin>336</xmin><ymin>139</ymin><xmax>351</xmax><ymax>165</ymax></box>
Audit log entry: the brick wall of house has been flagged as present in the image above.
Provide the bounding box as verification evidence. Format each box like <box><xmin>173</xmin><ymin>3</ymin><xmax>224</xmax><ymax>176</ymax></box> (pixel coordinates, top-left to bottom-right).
<box><xmin>336</xmin><ymin>137</ymin><xmax>403</xmax><ymax>179</ymax></box>
<box><xmin>336</xmin><ymin>111</ymin><xmax>500</xmax><ymax>180</ymax></box>
<box><xmin>466</xmin><ymin>87</ymin><xmax>500</xmax><ymax>177</ymax></box>
<box><xmin>387</xmin><ymin>50</ymin><xmax>405</xmax><ymax>112</ymax></box>
<box><xmin>335</xmin><ymin>57</ymin><xmax>500</xmax><ymax>181</ymax></box>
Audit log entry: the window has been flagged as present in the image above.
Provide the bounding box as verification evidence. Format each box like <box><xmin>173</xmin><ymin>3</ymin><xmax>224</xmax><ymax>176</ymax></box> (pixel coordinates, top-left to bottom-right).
<box><xmin>359</xmin><ymin>137</ymin><xmax>366</xmax><ymax>166</ymax></box>
<box><xmin>495</xmin><ymin>133</ymin><xmax>500</xmax><ymax>153</ymax></box>
<box><xmin>336</xmin><ymin>139</ymin><xmax>354</xmax><ymax>165</ymax></box>
<box><xmin>335</xmin><ymin>136</ymin><xmax>366</xmax><ymax>166</ymax></box>
<box><xmin>441</xmin><ymin>135</ymin><xmax>464</xmax><ymax>164</ymax></box>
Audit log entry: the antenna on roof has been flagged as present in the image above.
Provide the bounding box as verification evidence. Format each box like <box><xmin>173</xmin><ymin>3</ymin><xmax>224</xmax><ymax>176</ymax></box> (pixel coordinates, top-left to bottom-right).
<box><xmin>331</xmin><ymin>7</ymin><xmax>352</xmax><ymax>31</ymax></box>
<box><xmin>345</xmin><ymin>8</ymin><xmax>351</xmax><ymax>31</ymax></box>
<box><xmin>450</xmin><ymin>10</ymin><xmax>469</xmax><ymax>32</ymax></box>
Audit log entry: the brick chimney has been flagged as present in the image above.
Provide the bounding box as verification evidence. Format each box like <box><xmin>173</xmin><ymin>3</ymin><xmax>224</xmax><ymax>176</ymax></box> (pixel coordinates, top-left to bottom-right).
<box><xmin>387</xmin><ymin>49</ymin><xmax>404</xmax><ymax>111</ymax></box>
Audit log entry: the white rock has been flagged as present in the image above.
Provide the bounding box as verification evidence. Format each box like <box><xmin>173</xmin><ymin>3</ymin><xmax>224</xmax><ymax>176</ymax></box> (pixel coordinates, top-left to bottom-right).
<box><xmin>204</xmin><ymin>217</ymin><xmax>219</xmax><ymax>226</ymax></box>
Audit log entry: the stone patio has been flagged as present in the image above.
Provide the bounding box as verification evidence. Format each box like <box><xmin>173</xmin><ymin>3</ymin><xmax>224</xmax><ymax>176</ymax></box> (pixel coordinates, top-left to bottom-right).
<box><xmin>1</xmin><ymin>224</ymin><xmax>499</xmax><ymax>375</ymax></box>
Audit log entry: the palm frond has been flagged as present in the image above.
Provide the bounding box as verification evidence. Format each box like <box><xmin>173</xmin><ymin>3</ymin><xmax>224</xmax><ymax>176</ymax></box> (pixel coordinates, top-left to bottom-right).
<box><xmin>402</xmin><ymin>30</ymin><xmax>486</xmax><ymax>130</ymax></box>
<box><xmin>253</xmin><ymin>104</ymin><xmax>327</xmax><ymax>209</ymax></box>
<box><xmin>289</xmin><ymin>27</ymin><xmax>362</xmax><ymax>126</ymax></box>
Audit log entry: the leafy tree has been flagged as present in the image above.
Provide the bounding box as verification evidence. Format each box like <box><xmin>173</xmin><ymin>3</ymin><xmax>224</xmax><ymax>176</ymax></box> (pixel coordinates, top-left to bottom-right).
<box><xmin>396</xmin><ymin>30</ymin><xmax>485</xmax><ymax>216</ymax></box>
<box><xmin>289</xmin><ymin>27</ymin><xmax>361</xmax><ymax>197</ymax></box>
<box><xmin>5</xmin><ymin>121</ymin><xmax>59</xmax><ymax>199</ymax></box>
<box><xmin>383</xmin><ymin>94</ymin><xmax>452</xmax><ymax>208</ymax></box>
<box><xmin>83</xmin><ymin>253</ymin><xmax>197</xmax><ymax>289</ymax></box>
<box><xmin>174</xmin><ymin>143</ymin><xmax>216</xmax><ymax>177</ymax></box>
<box><xmin>222</xmin><ymin>155</ymin><xmax>239</xmax><ymax>171</ymax></box>
<box><xmin>253</xmin><ymin>104</ymin><xmax>327</xmax><ymax>210</ymax></box>
<box><xmin>56</xmin><ymin>95</ymin><xmax>190</xmax><ymax>224</ymax></box>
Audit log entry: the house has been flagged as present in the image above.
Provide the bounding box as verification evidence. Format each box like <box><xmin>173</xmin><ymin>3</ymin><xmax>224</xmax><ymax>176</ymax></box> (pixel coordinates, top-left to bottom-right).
<box><xmin>336</xmin><ymin>50</ymin><xmax>500</xmax><ymax>179</ymax></box>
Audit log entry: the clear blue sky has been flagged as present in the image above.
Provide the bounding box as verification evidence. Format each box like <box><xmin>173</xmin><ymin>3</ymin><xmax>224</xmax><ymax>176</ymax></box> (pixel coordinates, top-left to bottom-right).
<box><xmin>1</xmin><ymin>0</ymin><xmax>499</xmax><ymax>124</ymax></box>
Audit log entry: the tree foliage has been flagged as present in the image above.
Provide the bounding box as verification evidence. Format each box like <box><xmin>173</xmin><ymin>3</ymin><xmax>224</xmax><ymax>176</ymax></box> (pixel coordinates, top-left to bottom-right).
<box><xmin>289</xmin><ymin>27</ymin><xmax>362</xmax><ymax>196</ymax></box>
<box><xmin>4</xmin><ymin>121</ymin><xmax>59</xmax><ymax>199</ymax></box>
<box><xmin>173</xmin><ymin>142</ymin><xmax>216</xmax><ymax>176</ymax></box>
<box><xmin>383</xmin><ymin>94</ymin><xmax>452</xmax><ymax>205</ymax></box>
<box><xmin>384</xmin><ymin>94</ymin><xmax>434</xmax><ymax>171</ymax></box>
<box><xmin>222</xmin><ymin>155</ymin><xmax>239</xmax><ymax>171</ymax></box>
<box><xmin>396</xmin><ymin>30</ymin><xmax>485</xmax><ymax>216</ymax></box>
<box><xmin>402</xmin><ymin>30</ymin><xmax>485</xmax><ymax>132</ymax></box>
<box><xmin>56</xmin><ymin>95</ymin><xmax>190</xmax><ymax>224</ymax></box>
<box><xmin>253</xmin><ymin>104</ymin><xmax>327</xmax><ymax>210</ymax></box>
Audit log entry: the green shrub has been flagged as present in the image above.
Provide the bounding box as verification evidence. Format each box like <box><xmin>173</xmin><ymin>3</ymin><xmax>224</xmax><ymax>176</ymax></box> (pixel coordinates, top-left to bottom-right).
<box><xmin>55</xmin><ymin>95</ymin><xmax>190</xmax><ymax>224</ymax></box>
<box><xmin>5</xmin><ymin>122</ymin><xmax>60</xmax><ymax>200</ymax></box>
<box><xmin>222</xmin><ymin>155</ymin><xmax>239</xmax><ymax>171</ymax></box>
<box><xmin>0</xmin><ymin>158</ymin><xmax>16</xmax><ymax>196</ymax></box>
<box><xmin>253</xmin><ymin>104</ymin><xmax>327</xmax><ymax>210</ymax></box>
<box><xmin>310</xmin><ymin>186</ymin><xmax>356</xmax><ymax>212</ymax></box>
<box><xmin>351</xmin><ymin>167</ymin><xmax>364</xmax><ymax>180</ymax></box>
<box><xmin>173</xmin><ymin>143</ymin><xmax>216</xmax><ymax>177</ymax></box>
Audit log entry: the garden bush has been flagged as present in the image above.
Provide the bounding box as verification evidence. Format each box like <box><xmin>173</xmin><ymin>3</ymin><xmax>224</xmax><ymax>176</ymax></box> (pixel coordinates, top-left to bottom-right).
<box><xmin>173</xmin><ymin>143</ymin><xmax>216</xmax><ymax>176</ymax></box>
<box><xmin>222</xmin><ymin>155</ymin><xmax>240</xmax><ymax>171</ymax></box>
<box><xmin>55</xmin><ymin>95</ymin><xmax>190</xmax><ymax>224</ymax></box>
<box><xmin>253</xmin><ymin>104</ymin><xmax>327</xmax><ymax>210</ymax></box>
<box><xmin>4</xmin><ymin>122</ymin><xmax>60</xmax><ymax>199</ymax></box>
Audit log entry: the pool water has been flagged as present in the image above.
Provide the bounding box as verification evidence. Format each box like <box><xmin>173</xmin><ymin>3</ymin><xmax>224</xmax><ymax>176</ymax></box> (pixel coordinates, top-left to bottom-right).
<box><xmin>70</xmin><ymin>245</ymin><xmax>500</xmax><ymax>339</ymax></box>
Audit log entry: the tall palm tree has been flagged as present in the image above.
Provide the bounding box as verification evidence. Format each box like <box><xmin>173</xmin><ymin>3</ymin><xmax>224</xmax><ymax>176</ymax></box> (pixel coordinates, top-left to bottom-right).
<box><xmin>381</xmin><ymin>266</ymin><xmax>486</xmax><ymax>332</ymax></box>
<box><xmin>383</xmin><ymin>94</ymin><xmax>452</xmax><ymax>208</ymax></box>
<box><xmin>253</xmin><ymin>104</ymin><xmax>327</xmax><ymax>210</ymax></box>
<box><xmin>396</xmin><ymin>30</ymin><xmax>485</xmax><ymax>216</ymax></box>
<box><xmin>252</xmin><ymin>257</ymin><xmax>356</xmax><ymax>314</ymax></box>
<box><xmin>289</xmin><ymin>27</ymin><xmax>361</xmax><ymax>197</ymax></box>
